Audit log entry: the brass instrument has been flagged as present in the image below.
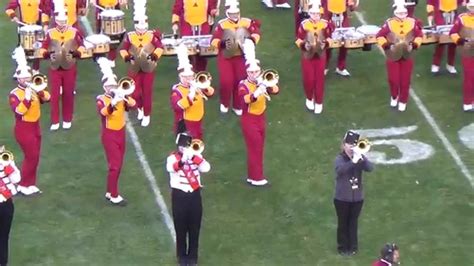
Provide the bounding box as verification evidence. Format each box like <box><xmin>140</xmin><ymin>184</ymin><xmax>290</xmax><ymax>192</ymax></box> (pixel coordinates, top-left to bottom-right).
<box><xmin>385</xmin><ymin>31</ymin><xmax>415</xmax><ymax>61</ymax></box>
<box><xmin>128</xmin><ymin>43</ymin><xmax>158</xmax><ymax>73</ymax></box>
<box><xmin>303</xmin><ymin>31</ymin><xmax>326</xmax><ymax>59</ymax></box>
<box><xmin>0</xmin><ymin>148</ymin><xmax>14</xmax><ymax>164</ymax></box>
<box><xmin>192</xmin><ymin>71</ymin><xmax>212</xmax><ymax>101</ymax></box>
<box><xmin>191</xmin><ymin>139</ymin><xmax>205</xmax><ymax>154</ymax></box>
<box><xmin>28</xmin><ymin>73</ymin><xmax>48</xmax><ymax>92</ymax></box>
<box><xmin>111</xmin><ymin>77</ymin><xmax>135</xmax><ymax>103</ymax></box>
<box><xmin>257</xmin><ymin>69</ymin><xmax>279</xmax><ymax>101</ymax></box>
<box><xmin>222</xmin><ymin>27</ymin><xmax>250</xmax><ymax>58</ymax></box>
<box><xmin>354</xmin><ymin>138</ymin><xmax>371</xmax><ymax>154</ymax></box>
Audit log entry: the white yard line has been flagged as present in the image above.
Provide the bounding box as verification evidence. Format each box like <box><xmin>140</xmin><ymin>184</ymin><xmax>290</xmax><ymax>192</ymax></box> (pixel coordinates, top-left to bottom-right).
<box><xmin>79</xmin><ymin>16</ymin><xmax>177</xmax><ymax>242</ymax></box>
<box><xmin>353</xmin><ymin>11</ymin><xmax>474</xmax><ymax>188</ymax></box>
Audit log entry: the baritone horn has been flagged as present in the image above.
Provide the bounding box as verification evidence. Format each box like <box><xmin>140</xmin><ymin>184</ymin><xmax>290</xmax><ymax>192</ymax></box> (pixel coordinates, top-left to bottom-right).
<box><xmin>0</xmin><ymin>148</ymin><xmax>14</xmax><ymax>164</ymax></box>
<box><xmin>28</xmin><ymin>73</ymin><xmax>48</xmax><ymax>92</ymax></box>
<box><xmin>259</xmin><ymin>69</ymin><xmax>279</xmax><ymax>101</ymax></box>
<box><xmin>117</xmin><ymin>77</ymin><xmax>135</xmax><ymax>95</ymax></box>
<box><xmin>194</xmin><ymin>71</ymin><xmax>212</xmax><ymax>100</ymax></box>
<box><xmin>355</xmin><ymin>138</ymin><xmax>371</xmax><ymax>154</ymax></box>
<box><xmin>191</xmin><ymin>139</ymin><xmax>205</xmax><ymax>154</ymax></box>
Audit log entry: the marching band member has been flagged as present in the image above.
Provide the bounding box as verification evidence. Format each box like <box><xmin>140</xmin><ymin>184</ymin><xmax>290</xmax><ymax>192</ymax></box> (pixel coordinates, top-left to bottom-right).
<box><xmin>39</xmin><ymin>4</ymin><xmax>85</xmax><ymax>130</ymax></box>
<box><xmin>96</xmin><ymin>61</ymin><xmax>136</xmax><ymax>206</ymax></box>
<box><xmin>5</xmin><ymin>0</ymin><xmax>50</xmax><ymax>73</ymax></box>
<box><xmin>393</xmin><ymin>0</ymin><xmax>422</xmax><ymax>28</ymax></box>
<box><xmin>238</xmin><ymin>59</ymin><xmax>279</xmax><ymax>187</ymax></box>
<box><xmin>372</xmin><ymin>243</ymin><xmax>401</xmax><ymax>266</ymax></box>
<box><xmin>450</xmin><ymin>0</ymin><xmax>474</xmax><ymax>112</ymax></box>
<box><xmin>211</xmin><ymin>0</ymin><xmax>261</xmax><ymax>115</ymax></box>
<box><xmin>426</xmin><ymin>0</ymin><xmax>463</xmax><ymax>74</ymax></box>
<box><xmin>46</xmin><ymin>0</ymin><xmax>87</xmax><ymax>35</ymax></box>
<box><xmin>322</xmin><ymin>0</ymin><xmax>358</xmax><ymax>76</ymax></box>
<box><xmin>295</xmin><ymin>0</ymin><xmax>332</xmax><ymax>114</ymax></box>
<box><xmin>262</xmin><ymin>0</ymin><xmax>291</xmax><ymax>9</ymax></box>
<box><xmin>119</xmin><ymin>11</ymin><xmax>163</xmax><ymax>127</ymax></box>
<box><xmin>376</xmin><ymin>3</ymin><xmax>422</xmax><ymax>112</ymax></box>
<box><xmin>0</xmin><ymin>146</ymin><xmax>21</xmax><ymax>266</ymax></box>
<box><xmin>166</xmin><ymin>121</ymin><xmax>210</xmax><ymax>266</ymax></box>
<box><xmin>171</xmin><ymin>44</ymin><xmax>214</xmax><ymax>140</ymax></box>
<box><xmin>9</xmin><ymin>47</ymin><xmax>50</xmax><ymax>196</ymax></box>
<box><xmin>171</xmin><ymin>0</ymin><xmax>218</xmax><ymax>71</ymax></box>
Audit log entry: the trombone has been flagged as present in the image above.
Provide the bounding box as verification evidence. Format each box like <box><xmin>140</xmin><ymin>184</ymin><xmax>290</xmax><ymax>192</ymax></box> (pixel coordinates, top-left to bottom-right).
<box><xmin>190</xmin><ymin>139</ymin><xmax>205</xmax><ymax>154</ymax></box>
<box><xmin>0</xmin><ymin>149</ymin><xmax>14</xmax><ymax>165</ymax></box>
<box><xmin>193</xmin><ymin>71</ymin><xmax>212</xmax><ymax>101</ymax></box>
<box><xmin>111</xmin><ymin>77</ymin><xmax>135</xmax><ymax>104</ymax></box>
<box><xmin>27</xmin><ymin>73</ymin><xmax>48</xmax><ymax>92</ymax></box>
<box><xmin>353</xmin><ymin>138</ymin><xmax>371</xmax><ymax>155</ymax></box>
<box><xmin>258</xmin><ymin>69</ymin><xmax>279</xmax><ymax>101</ymax></box>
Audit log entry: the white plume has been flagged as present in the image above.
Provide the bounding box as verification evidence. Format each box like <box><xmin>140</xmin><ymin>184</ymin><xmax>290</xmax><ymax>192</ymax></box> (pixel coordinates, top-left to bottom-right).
<box><xmin>242</xmin><ymin>39</ymin><xmax>256</xmax><ymax>64</ymax></box>
<box><xmin>97</xmin><ymin>57</ymin><xmax>116</xmax><ymax>81</ymax></box>
<box><xmin>53</xmin><ymin>0</ymin><xmax>66</xmax><ymax>13</ymax></box>
<box><xmin>133</xmin><ymin>0</ymin><xmax>147</xmax><ymax>18</ymax></box>
<box><xmin>12</xmin><ymin>46</ymin><xmax>28</xmax><ymax>68</ymax></box>
<box><xmin>176</xmin><ymin>43</ymin><xmax>192</xmax><ymax>70</ymax></box>
<box><xmin>225</xmin><ymin>0</ymin><xmax>239</xmax><ymax>7</ymax></box>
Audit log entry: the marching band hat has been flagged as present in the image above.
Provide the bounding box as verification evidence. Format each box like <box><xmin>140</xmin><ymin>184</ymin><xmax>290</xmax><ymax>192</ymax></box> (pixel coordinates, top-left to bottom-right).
<box><xmin>134</xmin><ymin>15</ymin><xmax>149</xmax><ymax>29</ymax></box>
<box><xmin>176</xmin><ymin>120</ymin><xmax>192</xmax><ymax>147</ymax></box>
<box><xmin>343</xmin><ymin>130</ymin><xmax>360</xmax><ymax>145</ymax></box>
<box><xmin>393</xmin><ymin>3</ymin><xmax>407</xmax><ymax>14</ymax></box>
<box><xmin>13</xmin><ymin>65</ymin><xmax>32</xmax><ymax>79</ymax></box>
<box><xmin>103</xmin><ymin>75</ymin><xmax>117</xmax><ymax>86</ymax></box>
<box><xmin>178</xmin><ymin>64</ymin><xmax>194</xmax><ymax>76</ymax></box>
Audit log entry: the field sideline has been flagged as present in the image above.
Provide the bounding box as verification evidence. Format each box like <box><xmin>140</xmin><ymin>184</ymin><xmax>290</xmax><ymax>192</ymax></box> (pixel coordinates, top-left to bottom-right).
<box><xmin>0</xmin><ymin>0</ymin><xmax>473</xmax><ymax>265</ymax></box>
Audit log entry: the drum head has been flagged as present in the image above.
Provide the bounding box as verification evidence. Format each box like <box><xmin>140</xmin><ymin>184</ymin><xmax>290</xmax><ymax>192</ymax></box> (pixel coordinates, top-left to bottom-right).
<box><xmin>357</xmin><ymin>25</ymin><xmax>380</xmax><ymax>35</ymax></box>
<box><xmin>86</xmin><ymin>34</ymin><xmax>111</xmax><ymax>44</ymax></box>
<box><xmin>20</xmin><ymin>25</ymin><xmax>42</xmax><ymax>33</ymax></box>
<box><xmin>100</xmin><ymin>9</ymin><xmax>124</xmax><ymax>18</ymax></box>
<box><xmin>161</xmin><ymin>37</ymin><xmax>177</xmax><ymax>46</ymax></box>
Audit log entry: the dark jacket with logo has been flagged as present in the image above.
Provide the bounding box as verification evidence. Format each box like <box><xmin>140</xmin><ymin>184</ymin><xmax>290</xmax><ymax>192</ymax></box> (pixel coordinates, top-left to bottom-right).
<box><xmin>334</xmin><ymin>152</ymin><xmax>374</xmax><ymax>202</ymax></box>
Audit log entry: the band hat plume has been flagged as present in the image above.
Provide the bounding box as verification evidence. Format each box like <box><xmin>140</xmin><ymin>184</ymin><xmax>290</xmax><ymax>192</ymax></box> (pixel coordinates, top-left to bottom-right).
<box><xmin>225</xmin><ymin>0</ymin><xmax>240</xmax><ymax>13</ymax></box>
<box><xmin>12</xmin><ymin>46</ymin><xmax>32</xmax><ymax>78</ymax></box>
<box><xmin>392</xmin><ymin>0</ymin><xmax>406</xmax><ymax>7</ymax></box>
<box><xmin>241</xmin><ymin>39</ymin><xmax>260</xmax><ymax>71</ymax></box>
<box><xmin>308</xmin><ymin>0</ymin><xmax>322</xmax><ymax>13</ymax></box>
<box><xmin>393</xmin><ymin>2</ymin><xmax>407</xmax><ymax>14</ymax></box>
<box><xmin>133</xmin><ymin>0</ymin><xmax>148</xmax><ymax>27</ymax></box>
<box><xmin>53</xmin><ymin>0</ymin><xmax>68</xmax><ymax>21</ymax></box>
<box><xmin>176</xmin><ymin>43</ymin><xmax>194</xmax><ymax>76</ymax></box>
<box><xmin>97</xmin><ymin>57</ymin><xmax>117</xmax><ymax>87</ymax></box>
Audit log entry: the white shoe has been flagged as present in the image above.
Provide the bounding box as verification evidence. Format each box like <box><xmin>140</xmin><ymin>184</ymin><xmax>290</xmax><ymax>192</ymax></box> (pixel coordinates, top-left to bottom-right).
<box><xmin>463</xmin><ymin>104</ymin><xmax>473</xmax><ymax>112</ymax></box>
<box><xmin>60</xmin><ymin>86</ymin><xmax>63</xmax><ymax>95</ymax></box>
<box><xmin>390</xmin><ymin>97</ymin><xmax>398</xmax><ymax>107</ymax></box>
<box><xmin>431</xmin><ymin>64</ymin><xmax>440</xmax><ymax>73</ymax></box>
<box><xmin>275</xmin><ymin>3</ymin><xmax>291</xmax><ymax>8</ymax></box>
<box><xmin>398</xmin><ymin>103</ymin><xmax>407</xmax><ymax>112</ymax></box>
<box><xmin>305</xmin><ymin>99</ymin><xmax>314</xmax><ymax>111</ymax></box>
<box><xmin>105</xmin><ymin>192</ymin><xmax>111</xmax><ymax>199</ymax></box>
<box><xmin>50</xmin><ymin>123</ymin><xmax>60</xmax><ymax>131</ymax></box>
<box><xmin>109</xmin><ymin>195</ymin><xmax>127</xmax><ymax>206</ymax></box>
<box><xmin>335</xmin><ymin>68</ymin><xmax>351</xmax><ymax>76</ymax></box>
<box><xmin>141</xmin><ymin>115</ymin><xmax>150</xmax><ymax>127</ymax></box>
<box><xmin>62</xmin><ymin>121</ymin><xmax>72</xmax><ymax>129</ymax></box>
<box><xmin>220</xmin><ymin>104</ymin><xmax>229</xmax><ymax>113</ymax></box>
<box><xmin>137</xmin><ymin>108</ymin><xmax>144</xmax><ymax>120</ymax></box>
<box><xmin>232</xmin><ymin>108</ymin><xmax>242</xmax><ymax>116</ymax></box>
<box><xmin>314</xmin><ymin>103</ymin><xmax>323</xmax><ymax>114</ymax></box>
<box><xmin>28</xmin><ymin>186</ymin><xmax>42</xmax><ymax>194</ymax></box>
<box><xmin>261</xmin><ymin>0</ymin><xmax>274</xmax><ymax>8</ymax></box>
<box><xmin>446</xmin><ymin>64</ymin><xmax>457</xmax><ymax>74</ymax></box>
<box><xmin>246</xmin><ymin>178</ymin><xmax>269</xmax><ymax>186</ymax></box>
<box><xmin>324</xmin><ymin>69</ymin><xmax>329</xmax><ymax>76</ymax></box>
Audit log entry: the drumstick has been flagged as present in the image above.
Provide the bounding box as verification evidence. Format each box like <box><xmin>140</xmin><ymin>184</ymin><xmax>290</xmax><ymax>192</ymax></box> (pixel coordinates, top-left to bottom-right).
<box><xmin>91</xmin><ymin>3</ymin><xmax>106</xmax><ymax>11</ymax></box>
<box><xmin>15</xmin><ymin>21</ymin><xmax>28</xmax><ymax>26</ymax></box>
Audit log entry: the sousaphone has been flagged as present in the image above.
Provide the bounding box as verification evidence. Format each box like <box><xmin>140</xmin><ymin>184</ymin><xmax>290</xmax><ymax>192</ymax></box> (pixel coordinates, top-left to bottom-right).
<box><xmin>385</xmin><ymin>31</ymin><xmax>414</xmax><ymax>61</ymax></box>
<box><xmin>128</xmin><ymin>43</ymin><xmax>158</xmax><ymax>73</ymax></box>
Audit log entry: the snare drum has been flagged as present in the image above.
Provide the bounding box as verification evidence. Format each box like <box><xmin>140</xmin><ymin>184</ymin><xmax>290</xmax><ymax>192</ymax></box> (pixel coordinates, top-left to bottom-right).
<box><xmin>436</xmin><ymin>25</ymin><xmax>453</xmax><ymax>44</ymax></box>
<box><xmin>195</xmin><ymin>35</ymin><xmax>218</xmax><ymax>57</ymax></box>
<box><xmin>85</xmin><ymin>34</ymin><xmax>111</xmax><ymax>54</ymax></box>
<box><xmin>161</xmin><ymin>36</ymin><xmax>178</xmax><ymax>56</ymax></box>
<box><xmin>81</xmin><ymin>41</ymin><xmax>94</xmax><ymax>59</ymax></box>
<box><xmin>100</xmin><ymin>10</ymin><xmax>126</xmax><ymax>36</ymax></box>
<box><xmin>329</xmin><ymin>31</ymin><xmax>343</xmax><ymax>48</ymax></box>
<box><xmin>356</xmin><ymin>25</ymin><xmax>381</xmax><ymax>44</ymax></box>
<box><xmin>422</xmin><ymin>28</ymin><xmax>438</xmax><ymax>45</ymax></box>
<box><xmin>19</xmin><ymin>25</ymin><xmax>44</xmax><ymax>50</ymax></box>
<box><xmin>343</xmin><ymin>30</ymin><xmax>365</xmax><ymax>49</ymax></box>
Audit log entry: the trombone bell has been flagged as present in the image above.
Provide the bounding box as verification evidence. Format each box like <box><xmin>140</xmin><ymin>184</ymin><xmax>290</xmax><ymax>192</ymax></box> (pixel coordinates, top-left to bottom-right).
<box><xmin>194</xmin><ymin>71</ymin><xmax>212</xmax><ymax>89</ymax></box>
<box><xmin>0</xmin><ymin>151</ymin><xmax>14</xmax><ymax>164</ymax></box>
<box><xmin>117</xmin><ymin>77</ymin><xmax>135</xmax><ymax>96</ymax></box>
<box><xmin>29</xmin><ymin>73</ymin><xmax>48</xmax><ymax>92</ymax></box>
<box><xmin>355</xmin><ymin>139</ymin><xmax>371</xmax><ymax>154</ymax></box>
<box><xmin>191</xmin><ymin>139</ymin><xmax>205</xmax><ymax>154</ymax></box>
<box><xmin>261</xmin><ymin>69</ymin><xmax>279</xmax><ymax>87</ymax></box>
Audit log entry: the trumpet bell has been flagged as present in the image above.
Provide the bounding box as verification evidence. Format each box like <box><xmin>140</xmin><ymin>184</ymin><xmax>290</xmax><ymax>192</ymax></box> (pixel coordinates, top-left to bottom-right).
<box><xmin>194</xmin><ymin>71</ymin><xmax>212</xmax><ymax>89</ymax></box>
<box><xmin>355</xmin><ymin>139</ymin><xmax>371</xmax><ymax>154</ymax></box>
<box><xmin>191</xmin><ymin>139</ymin><xmax>205</xmax><ymax>154</ymax></box>
<box><xmin>117</xmin><ymin>77</ymin><xmax>135</xmax><ymax>95</ymax></box>
<box><xmin>29</xmin><ymin>73</ymin><xmax>48</xmax><ymax>91</ymax></box>
<box><xmin>261</xmin><ymin>69</ymin><xmax>279</xmax><ymax>87</ymax></box>
<box><xmin>0</xmin><ymin>151</ymin><xmax>14</xmax><ymax>163</ymax></box>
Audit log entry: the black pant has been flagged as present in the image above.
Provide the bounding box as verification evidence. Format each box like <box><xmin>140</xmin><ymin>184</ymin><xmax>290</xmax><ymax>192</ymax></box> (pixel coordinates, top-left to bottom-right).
<box><xmin>0</xmin><ymin>199</ymin><xmax>14</xmax><ymax>265</ymax></box>
<box><xmin>172</xmin><ymin>189</ymin><xmax>202</xmax><ymax>265</ymax></box>
<box><xmin>334</xmin><ymin>199</ymin><xmax>363</xmax><ymax>253</ymax></box>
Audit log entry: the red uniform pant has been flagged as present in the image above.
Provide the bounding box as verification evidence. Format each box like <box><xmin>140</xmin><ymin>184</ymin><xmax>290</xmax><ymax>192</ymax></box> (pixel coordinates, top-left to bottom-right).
<box><xmin>49</xmin><ymin>65</ymin><xmax>77</xmax><ymax>124</ymax></box>
<box><xmin>325</xmin><ymin>12</ymin><xmax>349</xmax><ymax>70</ymax></box>
<box><xmin>217</xmin><ymin>54</ymin><xmax>246</xmax><ymax>110</ymax></box>
<box><xmin>301</xmin><ymin>55</ymin><xmax>327</xmax><ymax>104</ymax></box>
<box><xmin>386</xmin><ymin>58</ymin><xmax>414</xmax><ymax>104</ymax></box>
<box><xmin>181</xmin><ymin>22</ymin><xmax>211</xmax><ymax>72</ymax></box>
<box><xmin>241</xmin><ymin>113</ymin><xmax>266</xmax><ymax>181</ymax></box>
<box><xmin>433</xmin><ymin>14</ymin><xmax>457</xmax><ymax>67</ymax></box>
<box><xmin>294</xmin><ymin>0</ymin><xmax>302</xmax><ymax>36</ymax></box>
<box><xmin>461</xmin><ymin>56</ymin><xmax>474</xmax><ymax>105</ymax></box>
<box><xmin>14</xmin><ymin>121</ymin><xmax>41</xmax><ymax>187</ymax></box>
<box><xmin>101</xmin><ymin>128</ymin><xmax>125</xmax><ymax>197</ymax></box>
<box><xmin>129</xmin><ymin>71</ymin><xmax>155</xmax><ymax>116</ymax></box>
<box><xmin>174</xmin><ymin>119</ymin><xmax>203</xmax><ymax>140</ymax></box>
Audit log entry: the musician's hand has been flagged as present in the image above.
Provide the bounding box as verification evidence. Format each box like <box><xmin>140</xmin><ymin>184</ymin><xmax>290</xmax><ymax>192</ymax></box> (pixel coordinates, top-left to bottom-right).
<box><xmin>24</xmin><ymin>87</ymin><xmax>33</xmax><ymax>101</ymax></box>
<box><xmin>210</xmin><ymin>9</ymin><xmax>218</xmax><ymax>16</ymax></box>
<box><xmin>124</xmin><ymin>55</ymin><xmax>134</xmax><ymax>63</ymax></box>
<box><xmin>69</xmin><ymin>50</ymin><xmax>81</xmax><ymax>58</ymax></box>
<box><xmin>351</xmin><ymin>151</ymin><xmax>362</xmax><ymax>164</ymax></box>
<box><xmin>172</xmin><ymin>23</ymin><xmax>179</xmax><ymax>34</ymax></box>
<box><xmin>11</xmin><ymin>17</ymin><xmax>19</xmax><ymax>23</ymax></box>
<box><xmin>411</xmin><ymin>42</ymin><xmax>419</xmax><ymax>50</ymax></box>
<box><xmin>111</xmin><ymin>96</ymin><xmax>120</xmax><ymax>107</ymax></box>
<box><xmin>43</xmin><ymin>51</ymin><xmax>51</xmax><ymax>59</ymax></box>
<box><xmin>147</xmin><ymin>53</ymin><xmax>158</xmax><ymax>62</ymax></box>
<box><xmin>181</xmin><ymin>148</ymin><xmax>194</xmax><ymax>162</ymax></box>
<box><xmin>457</xmin><ymin>38</ymin><xmax>467</xmax><ymax>45</ymax></box>
<box><xmin>43</xmin><ymin>25</ymin><xmax>48</xmax><ymax>33</ymax></box>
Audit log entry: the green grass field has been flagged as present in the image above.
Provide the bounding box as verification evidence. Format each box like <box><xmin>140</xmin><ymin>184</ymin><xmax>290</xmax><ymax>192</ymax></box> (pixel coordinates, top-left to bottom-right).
<box><xmin>1</xmin><ymin>0</ymin><xmax>473</xmax><ymax>265</ymax></box>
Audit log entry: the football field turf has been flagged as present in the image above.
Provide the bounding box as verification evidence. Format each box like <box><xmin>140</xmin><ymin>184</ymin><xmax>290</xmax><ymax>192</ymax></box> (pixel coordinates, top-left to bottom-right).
<box><xmin>0</xmin><ymin>0</ymin><xmax>473</xmax><ymax>265</ymax></box>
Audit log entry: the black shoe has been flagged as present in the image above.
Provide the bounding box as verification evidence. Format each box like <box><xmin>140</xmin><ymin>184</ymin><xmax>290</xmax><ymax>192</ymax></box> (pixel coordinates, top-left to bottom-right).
<box><xmin>188</xmin><ymin>258</ymin><xmax>198</xmax><ymax>266</ymax></box>
<box><xmin>337</xmin><ymin>249</ymin><xmax>348</xmax><ymax>256</ymax></box>
<box><xmin>349</xmin><ymin>248</ymin><xmax>358</xmax><ymax>255</ymax></box>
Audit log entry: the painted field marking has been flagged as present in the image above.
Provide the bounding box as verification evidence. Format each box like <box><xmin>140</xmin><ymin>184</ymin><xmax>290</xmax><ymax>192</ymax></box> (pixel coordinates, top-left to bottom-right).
<box><xmin>352</xmin><ymin>11</ymin><xmax>474</xmax><ymax>188</ymax></box>
<box><xmin>79</xmin><ymin>16</ymin><xmax>177</xmax><ymax>243</ymax></box>
<box><xmin>459</xmin><ymin>123</ymin><xmax>474</xmax><ymax>150</ymax></box>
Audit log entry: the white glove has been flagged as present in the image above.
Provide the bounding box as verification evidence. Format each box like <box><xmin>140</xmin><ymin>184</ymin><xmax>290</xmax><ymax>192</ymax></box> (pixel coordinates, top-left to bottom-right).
<box><xmin>188</xmin><ymin>85</ymin><xmax>197</xmax><ymax>100</ymax></box>
<box><xmin>110</xmin><ymin>96</ymin><xmax>120</xmax><ymax>107</ymax></box>
<box><xmin>181</xmin><ymin>148</ymin><xmax>194</xmax><ymax>162</ymax></box>
<box><xmin>352</xmin><ymin>152</ymin><xmax>363</xmax><ymax>164</ymax></box>
<box><xmin>0</xmin><ymin>194</ymin><xmax>6</xmax><ymax>203</ymax></box>
<box><xmin>253</xmin><ymin>85</ymin><xmax>266</xmax><ymax>98</ymax></box>
<box><xmin>24</xmin><ymin>87</ymin><xmax>32</xmax><ymax>101</ymax></box>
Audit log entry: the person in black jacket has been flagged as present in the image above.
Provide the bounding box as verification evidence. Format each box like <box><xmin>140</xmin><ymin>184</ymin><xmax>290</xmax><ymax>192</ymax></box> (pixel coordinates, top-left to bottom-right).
<box><xmin>333</xmin><ymin>130</ymin><xmax>374</xmax><ymax>256</ymax></box>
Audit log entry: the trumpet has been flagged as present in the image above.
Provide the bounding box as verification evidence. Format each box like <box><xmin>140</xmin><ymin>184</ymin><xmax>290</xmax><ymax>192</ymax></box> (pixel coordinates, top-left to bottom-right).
<box><xmin>27</xmin><ymin>73</ymin><xmax>48</xmax><ymax>92</ymax></box>
<box><xmin>0</xmin><ymin>149</ymin><xmax>14</xmax><ymax>164</ymax></box>
<box><xmin>193</xmin><ymin>71</ymin><xmax>212</xmax><ymax>100</ymax></box>
<box><xmin>354</xmin><ymin>138</ymin><xmax>371</xmax><ymax>154</ymax></box>
<box><xmin>190</xmin><ymin>139</ymin><xmax>205</xmax><ymax>154</ymax></box>
<box><xmin>258</xmin><ymin>69</ymin><xmax>279</xmax><ymax>101</ymax></box>
<box><xmin>112</xmin><ymin>77</ymin><xmax>135</xmax><ymax>102</ymax></box>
